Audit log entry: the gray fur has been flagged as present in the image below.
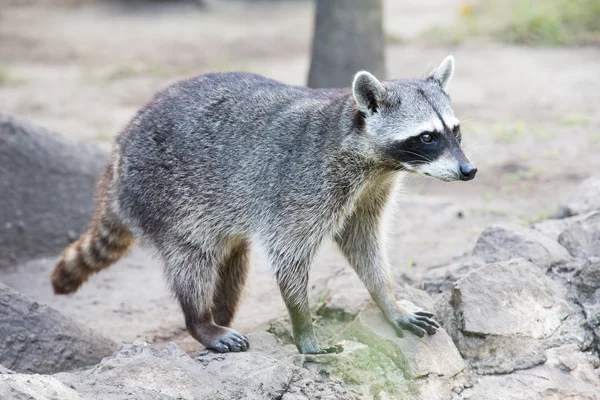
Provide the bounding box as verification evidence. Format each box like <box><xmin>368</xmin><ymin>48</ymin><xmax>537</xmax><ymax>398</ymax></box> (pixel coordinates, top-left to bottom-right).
<box><xmin>95</xmin><ymin>57</ymin><xmax>473</xmax><ymax>353</ymax></box>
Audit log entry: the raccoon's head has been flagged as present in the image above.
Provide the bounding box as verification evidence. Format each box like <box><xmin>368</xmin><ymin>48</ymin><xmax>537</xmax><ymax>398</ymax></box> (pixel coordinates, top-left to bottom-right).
<box><xmin>352</xmin><ymin>56</ymin><xmax>477</xmax><ymax>182</ymax></box>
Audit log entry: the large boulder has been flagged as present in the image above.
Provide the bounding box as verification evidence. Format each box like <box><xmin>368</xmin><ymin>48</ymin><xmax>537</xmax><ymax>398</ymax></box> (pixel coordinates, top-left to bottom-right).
<box><xmin>0</xmin><ymin>283</ymin><xmax>116</xmax><ymax>374</ymax></box>
<box><xmin>572</xmin><ymin>258</ymin><xmax>600</xmax><ymax>351</ymax></box>
<box><xmin>460</xmin><ymin>344</ymin><xmax>600</xmax><ymax>400</ymax></box>
<box><xmin>472</xmin><ymin>224</ymin><xmax>571</xmax><ymax>268</ymax></box>
<box><xmin>444</xmin><ymin>259</ymin><xmax>586</xmax><ymax>374</ymax></box>
<box><xmin>533</xmin><ymin>213</ymin><xmax>588</xmax><ymax>242</ymax></box>
<box><xmin>0</xmin><ymin>373</ymin><xmax>81</xmax><ymax>400</ymax></box>
<box><xmin>55</xmin><ymin>335</ymin><xmax>302</xmax><ymax>400</ymax></box>
<box><xmin>345</xmin><ymin>301</ymin><xmax>465</xmax><ymax>379</ymax></box>
<box><xmin>558</xmin><ymin>211</ymin><xmax>600</xmax><ymax>259</ymax></box>
<box><xmin>0</xmin><ymin>113</ymin><xmax>108</xmax><ymax>268</ymax></box>
<box><xmin>557</xmin><ymin>176</ymin><xmax>600</xmax><ymax>218</ymax></box>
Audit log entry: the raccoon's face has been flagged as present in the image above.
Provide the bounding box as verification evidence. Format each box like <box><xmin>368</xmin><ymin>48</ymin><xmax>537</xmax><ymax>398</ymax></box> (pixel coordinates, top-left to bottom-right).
<box><xmin>352</xmin><ymin>56</ymin><xmax>477</xmax><ymax>182</ymax></box>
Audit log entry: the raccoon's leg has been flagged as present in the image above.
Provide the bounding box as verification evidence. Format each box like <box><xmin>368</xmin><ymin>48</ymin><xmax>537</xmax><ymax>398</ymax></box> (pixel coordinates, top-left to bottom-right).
<box><xmin>269</xmin><ymin>250</ymin><xmax>343</xmax><ymax>355</ymax></box>
<box><xmin>334</xmin><ymin>179</ymin><xmax>440</xmax><ymax>338</ymax></box>
<box><xmin>211</xmin><ymin>238</ymin><xmax>250</xmax><ymax>328</ymax></box>
<box><xmin>164</xmin><ymin>245</ymin><xmax>249</xmax><ymax>353</ymax></box>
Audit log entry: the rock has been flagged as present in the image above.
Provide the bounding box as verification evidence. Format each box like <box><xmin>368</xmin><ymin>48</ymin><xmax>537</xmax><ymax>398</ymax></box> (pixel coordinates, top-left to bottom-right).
<box><xmin>313</xmin><ymin>266</ymin><xmax>371</xmax><ymax>320</ymax></box>
<box><xmin>447</xmin><ymin>259</ymin><xmax>586</xmax><ymax>374</ymax></box>
<box><xmin>557</xmin><ymin>176</ymin><xmax>600</xmax><ymax>218</ymax></box>
<box><xmin>53</xmin><ymin>335</ymin><xmax>297</xmax><ymax>400</ymax></box>
<box><xmin>52</xmin><ymin>333</ymin><xmax>366</xmax><ymax>400</ymax></box>
<box><xmin>472</xmin><ymin>224</ymin><xmax>571</xmax><ymax>268</ymax></box>
<box><xmin>420</xmin><ymin>256</ymin><xmax>485</xmax><ymax>295</ymax></box>
<box><xmin>0</xmin><ymin>365</ymin><xmax>14</xmax><ymax>375</ymax></box>
<box><xmin>0</xmin><ymin>373</ymin><xmax>82</xmax><ymax>400</ymax></box>
<box><xmin>0</xmin><ymin>113</ymin><xmax>108</xmax><ymax>269</ymax></box>
<box><xmin>532</xmin><ymin>214</ymin><xmax>588</xmax><ymax>241</ymax></box>
<box><xmin>454</xmin><ymin>259</ymin><xmax>571</xmax><ymax>338</ymax></box>
<box><xmin>345</xmin><ymin>301</ymin><xmax>465</xmax><ymax>379</ymax></box>
<box><xmin>303</xmin><ymin>341</ymin><xmax>412</xmax><ymax>399</ymax></box>
<box><xmin>460</xmin><ymin>345</ymin><xmax>600</xmax><ymax>400</ymax></box>
<box><xmin>343</xmin><ymin>300</ymin><xmax>466</xmax><ymax>399</ymax></box>
<box><xmin>558</xmin><ymin>211</ymin><xmax>600</xmax><ymax>258</ymax></box>
<box><xmin>0</xmin><ymin>282</ymin><xmax>116</xmax><ymax>374</ymax></box>
<box><xmin>572</xmin><ymin>258</ymin><xmax>600</xmax><ymax>351</ymax></box>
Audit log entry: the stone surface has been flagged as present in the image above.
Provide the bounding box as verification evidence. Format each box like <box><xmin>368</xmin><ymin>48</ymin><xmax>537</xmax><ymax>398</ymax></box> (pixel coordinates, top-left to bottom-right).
<box><xmin>0</xmin><ymin>373</ymin><xmax>82</xmax><ymax>400</ymax></box>
<box><xmin>345</xmin><ymin>301</ymin><xmax>466</xmax><ymax>380</ymax></box>
<box><xmin>54</xmin><ymin>334</ymin><xmax>299</xmax><ymax>400</ymax></box>
<box><xmin>446</xmin><ymin>259</ymin><xmax>587</xmax><ymax>374</ymax></box>
<box><xmin>461</xmin><ymin>345</ymin><xmax>600</xmax><ymax>400</ymax></box>
<box><xmin>4</xmin><ymin>332</ymin><xmax>454</xmax><ymax>400</ymax></box>
<box><xmin>0</xmin><ymin>113</ymin><xmax>108</xmax><ymax>269</ymax></box>
<box><xmin>558</xmin><ymin>211</ymin><xmax>600</xmax><ymax>259</ymax></box>
<box><xmin>557</xmin><ymin>176</ymin><xmax>600</xmax><ymax>218</ymax></box>
<box><xmin>472</xmin><ymin>224</ymin><xmax>571</xmax><ymax>268</ymax></box>
<box><xmin>0</xmin><ymin>282</ymin><xmax>116</xmax><ymax>374</ymax></box>
<box><xmin>420</xmin><ymin>256</ymin><xmax>485</xmax><ymax>295</ymax></box>
<box><xmin>454</xmin><ymin>259</ymin><xmax>571</xmax><ymax>338</ymax></box>
<box><xmin>533</xmin><ymin>214</ymin><xmax>587</xmax><ymax>241</ymax></box>
<box><xmin>572</xmin><ymin>258</ymin><xmax>600</xmax><ymax>351</ymax></box>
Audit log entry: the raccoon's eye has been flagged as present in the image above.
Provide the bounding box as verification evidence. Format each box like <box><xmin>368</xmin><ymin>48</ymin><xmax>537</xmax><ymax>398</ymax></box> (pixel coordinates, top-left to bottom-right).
<box><xmin>420</xmin><ymin>132</ymin><xmax>434</xmax><ymax>143</ymax></box>
<box><xmin>453</xmin><ymin>126</ymin><xmax>461</xmax><ymax>137</ymax></box>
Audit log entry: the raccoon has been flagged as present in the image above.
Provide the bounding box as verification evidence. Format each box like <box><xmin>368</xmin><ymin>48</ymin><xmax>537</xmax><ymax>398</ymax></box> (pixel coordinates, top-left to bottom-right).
<box><xmin>52</xmin><ymin>56</ymin><xmax>476</xmax><ymax>354</ymax></box>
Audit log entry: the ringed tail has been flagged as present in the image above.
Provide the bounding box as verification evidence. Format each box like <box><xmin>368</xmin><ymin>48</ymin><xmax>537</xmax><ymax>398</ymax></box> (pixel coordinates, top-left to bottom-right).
<box><xmin>51</xmin><ymin>165</ymin><xmax>134</xmax><ymax>294</ymax></box>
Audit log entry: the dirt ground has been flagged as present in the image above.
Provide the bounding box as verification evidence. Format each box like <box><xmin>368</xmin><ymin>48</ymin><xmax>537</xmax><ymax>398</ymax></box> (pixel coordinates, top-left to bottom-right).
<box><xmin>1</xmin><ymin>0</ymin><xmax>599</xmax><ymax>352</ymax></box>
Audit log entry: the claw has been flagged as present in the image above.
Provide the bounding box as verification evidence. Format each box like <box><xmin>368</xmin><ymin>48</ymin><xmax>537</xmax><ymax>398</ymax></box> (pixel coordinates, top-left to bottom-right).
<box><xmin>416</xmin><ymin>315</ymin><xmax>440</xmax><ymax>329</ymax></box>
<box><xmin>414</xmin><ymin>311</ymin><xmax>436</xmax><ymax>318</ymax></box>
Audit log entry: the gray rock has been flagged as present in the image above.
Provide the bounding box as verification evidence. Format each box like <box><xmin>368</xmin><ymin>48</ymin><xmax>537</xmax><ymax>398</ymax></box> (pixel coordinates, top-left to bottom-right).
<box><xmin>472</xmin><ymin>224</ymin><xmax>571</xmax><ymax>268</ymax></box>
<box><xmin>447</xmin><ymin>259</ymin><xmax>587</xmax><ymax>374</ymax></box>
<box><xmin>51</xmin><ymin>333</ymin><xmax>363</xmax><ymax>400</ymax></box>
<box><xmin>460</xmin><ymin>345</ymin><xmax>600</xmax><ymax>400</ymax></box>
<box><xmin>345</xmin><ymin>301</ymin><xmax>466</xmax><ymax>380</ymax></box>
<box><xmin>557</xmin><ymin>176</ymin><xmax>600</xmax><ymax>218</ymax></box>
<box><xmin>0</xmin><ymin>373</ymin><xmax>82</xmax><ymax>400</ymax></box>
<box><xmin>558</xmin><ymin>211</ymin><xmax>600</xmax><ymax>258</ymax></box>
<box><xmin>303</xmin><ymin>341</ymin><xmax>412</xmax><ymax>399</ymax></box>
<box><xmin>532</xmin><ymin>214</ymin><xmax>588</xmax><ymax>241</ymax></box>
<box><xmin>0</xmin><ymin>282</ymin><xmax>116</xmax><ymax>374</ymax></box>
<box><xmin>0</xmin><ymin>113</ymin><xmax>108</xmax><ymax>269</ymax></box>
<box><xmin>572</xmin><ymin>258</ymin><xmax>600</xmax><ymax>351</ymax></box>
<box><xmin>454</xmin><ymin>259</ymin><xmax>571</xmax><ymax>338</ymax></box>
<box><xmin>54</xmin><ymin>335</ymin><xmax>297</xmax><ymax>400</ymax></box>
<box><xmin>420</xmin><ymin>256</ymin><xmax>485</xmax><ymax>295</ymax></box>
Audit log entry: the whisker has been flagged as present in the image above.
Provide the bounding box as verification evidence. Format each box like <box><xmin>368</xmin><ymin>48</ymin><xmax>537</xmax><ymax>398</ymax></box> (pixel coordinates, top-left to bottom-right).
<box><xmin>393</xmin><ymin>150</ymin><xmax>434</xmax><ymax>163</ymax></box>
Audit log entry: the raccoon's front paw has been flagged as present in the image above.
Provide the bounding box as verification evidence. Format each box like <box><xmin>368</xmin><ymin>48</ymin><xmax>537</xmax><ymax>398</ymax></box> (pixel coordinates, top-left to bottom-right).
<box><xmin>390</xmin><ymin>310</ymin><xmax>440</xmax><ymax>338</ymax></box>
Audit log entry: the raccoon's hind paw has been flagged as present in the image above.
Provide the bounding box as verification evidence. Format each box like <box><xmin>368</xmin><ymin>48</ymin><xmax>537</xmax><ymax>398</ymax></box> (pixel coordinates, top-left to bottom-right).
<box><xmin>205</xmin><ymin>328</ymin><xmax>250</xmax><ymax>353</ymax></box>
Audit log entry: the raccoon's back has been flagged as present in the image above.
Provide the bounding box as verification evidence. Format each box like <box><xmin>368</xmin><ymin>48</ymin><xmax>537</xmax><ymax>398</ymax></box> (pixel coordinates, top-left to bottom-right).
<box><xmin>113</xmin><ymin>73</ymin><xmax>341</xmax><ymax>239</ymax></box>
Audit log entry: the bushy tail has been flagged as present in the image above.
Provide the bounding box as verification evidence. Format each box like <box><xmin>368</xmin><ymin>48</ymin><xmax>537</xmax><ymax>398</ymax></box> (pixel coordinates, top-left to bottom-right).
<box><xmin>51</xmin><ymin>167</ymin><xmax>134</xmax><ymax>294</ymax></box>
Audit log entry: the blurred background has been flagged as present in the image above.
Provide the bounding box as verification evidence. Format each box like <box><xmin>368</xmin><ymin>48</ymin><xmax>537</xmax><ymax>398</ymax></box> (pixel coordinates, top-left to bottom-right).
<box><xmin>0</xmin><ymin>0</ymin><xmax>599</xmax><ymax>351</ymax></box>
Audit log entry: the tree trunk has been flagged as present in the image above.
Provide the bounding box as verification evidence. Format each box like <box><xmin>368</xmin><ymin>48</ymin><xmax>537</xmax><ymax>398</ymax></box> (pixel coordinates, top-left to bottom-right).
<box><xmin>307</xmin><ymin>0</ymin><xmax>385</xmax><ymax>89</ymax></box>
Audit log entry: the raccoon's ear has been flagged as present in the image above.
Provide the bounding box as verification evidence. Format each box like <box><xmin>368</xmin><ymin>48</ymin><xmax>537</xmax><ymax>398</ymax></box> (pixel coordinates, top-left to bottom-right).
<box><xmin>352</xmin><ymin>71</ymin><xmax>386</xmax><ymax>116</ymax></box>
<box><xmin>428</xmin><ymin>55</ymin><xmax>455</xmax><ymax>92</ymax></box>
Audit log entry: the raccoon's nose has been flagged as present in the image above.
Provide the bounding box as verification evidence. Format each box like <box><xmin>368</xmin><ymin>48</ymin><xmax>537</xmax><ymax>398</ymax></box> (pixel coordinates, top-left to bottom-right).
<box><xmin>459</xmin><ymin>164</ymin><xmax>477</xmax><ymax>181</ymax></box>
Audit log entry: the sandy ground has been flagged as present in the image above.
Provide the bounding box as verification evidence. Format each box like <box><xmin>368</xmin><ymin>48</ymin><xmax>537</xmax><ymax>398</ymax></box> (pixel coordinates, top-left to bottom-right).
<box><xmin>1</xmin><ymin>0</ymin><xmax>599</xmax><ymax>352</ymax></box>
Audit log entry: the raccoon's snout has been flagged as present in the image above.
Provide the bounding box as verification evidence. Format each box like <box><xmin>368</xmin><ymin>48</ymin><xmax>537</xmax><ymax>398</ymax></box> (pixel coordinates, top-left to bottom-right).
<box><xmin>459</xmin><ymin>164</ymin><xmax>477</xmax><ymax>181</ymax></box>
